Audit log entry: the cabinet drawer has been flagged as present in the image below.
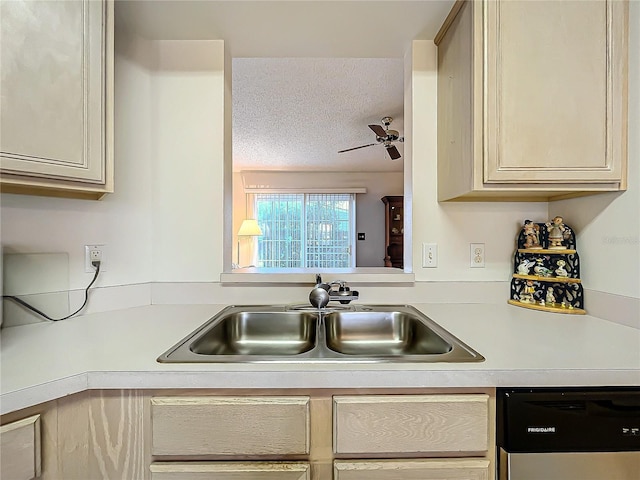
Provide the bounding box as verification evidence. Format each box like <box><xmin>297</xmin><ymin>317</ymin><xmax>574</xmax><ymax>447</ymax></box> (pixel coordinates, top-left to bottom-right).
<box><xmin>334</xmin><ymin>459</ymin><xmax>490</xmax><ymax>480</ymax></box>
<box><xmin>333</xmin><ymin>395</ymin><xmax>489</xmax><ymax>454</ymax></box>
<box><xmin>151</xmin><ymin>396</ymin><xmax>310</xmax><ymax>456</ymax></box>
<box><xmin>150</xmin><ymin>461</ymin><xmax>310</xmax><ymax>480</ymax></box>
<box><xmin>0</xmin><ymin>414</ymin><xmax>41</xmax><ymax>480</ymax></box>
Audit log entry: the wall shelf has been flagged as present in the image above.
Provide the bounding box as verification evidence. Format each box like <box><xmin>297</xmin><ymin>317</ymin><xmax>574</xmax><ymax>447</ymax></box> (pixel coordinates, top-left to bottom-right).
<box><xmin>508</xmin><ymin>299</ymin><xmax>586</xmax><ymax>315</ymax></box>
<box><xmin>512</xmin><ymin>274</ymin><xmax>582</xmax><ymax>284</ymax></box>
<box><xmin>509</xmin><ymin>218</ymin><xmax>585</xmax><ymax>314</ymax></box>
<box><xmin>516</xmin><ymin>249</ymin><xmax>577</xmax><ymax>255</ymax></box>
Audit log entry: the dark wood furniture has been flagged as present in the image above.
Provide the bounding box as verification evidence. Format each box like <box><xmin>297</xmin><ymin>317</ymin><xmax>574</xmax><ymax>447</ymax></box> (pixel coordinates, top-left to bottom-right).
<box><xmin>381</xmin><ymin>196</ymin><xmax>403</xmax><ymax>268</ymax></box>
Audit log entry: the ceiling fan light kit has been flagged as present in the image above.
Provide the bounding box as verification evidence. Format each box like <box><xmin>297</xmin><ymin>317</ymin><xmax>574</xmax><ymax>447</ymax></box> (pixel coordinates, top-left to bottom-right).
<box><xmin>339</xmin><ymin>116</ymin><xmax>404</xmax><ymax>160</ymax></box>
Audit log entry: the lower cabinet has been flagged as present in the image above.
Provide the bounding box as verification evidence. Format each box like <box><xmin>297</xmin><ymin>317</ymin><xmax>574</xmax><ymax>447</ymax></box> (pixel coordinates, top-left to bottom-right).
<box><xmin>332</xmin><ymin>394</ymin><xmax>491</xmax><ymax>480</ymax></box>
<box><xmin>0</xmin><ymin>388</ymin><xmax>496</xmax><ymax>480</ymax></box>
<box><xmin>149</xmin><ymin>396</ymin><xmax>311</xmax><ymax>479</ymax></box>
<box><xmin>0</xmin><ymin>414</ymin><xmax>41</xmax><ymax>480</ymax></box>
<box><xmin>149</xmin><ymin>391</ymin><xmax>494</xmax><ymax>480</ymax></box>
<box><xmin>0</xmin><ymin>390</ymin><xmax>148</xmax><ymax>480</ymax></box>
<box><xmin>150</xmin><ymin>462</ymin><xmax>310</xmax><ymax>480</ymax></box>
<box><xmin>150</xmin><ymin>396</ymin><xmax>310</xmax><ymax>457</ymax></box>
<box><xmin>334</xmin><ymin>459</ymin><xmax>490</xmax><ymax>480</ymax></box>
<box><xmin>333</xmin><ymin>394</ymin><xmax>489</xmax><ymax>455</ymax></box>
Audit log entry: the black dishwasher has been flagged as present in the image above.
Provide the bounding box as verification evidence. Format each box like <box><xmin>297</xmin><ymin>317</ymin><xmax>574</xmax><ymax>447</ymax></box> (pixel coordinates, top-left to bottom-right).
<box><xmin>497</xmin><ymin>387</ymin><xmax>640</xmax><ymax>480</ymax></box>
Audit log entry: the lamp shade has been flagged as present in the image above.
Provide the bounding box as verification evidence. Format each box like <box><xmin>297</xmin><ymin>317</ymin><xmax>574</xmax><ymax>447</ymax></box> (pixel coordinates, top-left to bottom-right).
<box><xmin>237</xmin><ymin>219</ymin><xmax>263</xmax><ymax>237</ymax></box>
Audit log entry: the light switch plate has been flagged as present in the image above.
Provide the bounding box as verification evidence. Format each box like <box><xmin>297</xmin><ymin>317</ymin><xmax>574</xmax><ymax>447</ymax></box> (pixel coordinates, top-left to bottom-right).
<box><xmin>422</xmin><ymin>243</ymin><xmax>437</xmax><ymax>268</ymax></box>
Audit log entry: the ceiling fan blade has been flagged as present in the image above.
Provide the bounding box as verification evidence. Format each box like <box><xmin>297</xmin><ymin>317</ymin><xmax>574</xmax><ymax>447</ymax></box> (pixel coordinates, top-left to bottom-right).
<box><xmin>386</xmin><ymin>145</ymin><xmax>401</xmax><ymax>160</ymax></box>
<box><xmin>338</xmin><ymin>143</ymin><xmax>376</xmax><ymax>153</ymax></box>
<box><xmin>368</xmin><ymin>124</ymin><xmax>387</xmax><ymax>137</ymax></box>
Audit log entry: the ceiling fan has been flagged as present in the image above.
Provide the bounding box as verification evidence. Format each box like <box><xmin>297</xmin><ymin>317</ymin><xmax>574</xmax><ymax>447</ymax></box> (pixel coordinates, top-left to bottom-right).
<box><xmin>338</xmin><ymin>116</ymin><xmax>404</xmax><ymax>160</ymax></box>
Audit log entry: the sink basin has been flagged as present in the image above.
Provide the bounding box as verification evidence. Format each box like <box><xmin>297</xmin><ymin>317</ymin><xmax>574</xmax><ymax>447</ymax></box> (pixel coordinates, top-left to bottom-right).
<box><xmin>190</xmin><ymin>311</ymin><xmax>317</xmax><ymax>356</ymax></box>
<box><xmin>157</xmin><ymin>304</ymin><xmax>483</xmax><ymax>363</ymax></box>
<box><xmin>324</xmin><ymin>311</ymin><xmax>453</xmax><ymax>356</ymax></box>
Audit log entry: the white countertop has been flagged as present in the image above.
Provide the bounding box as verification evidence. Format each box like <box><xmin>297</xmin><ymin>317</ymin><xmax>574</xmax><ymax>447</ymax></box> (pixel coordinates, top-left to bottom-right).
<box><xmin>1</xmin><ymin>303</ymin><xmax>639</xmax><ymax>415</ymax></box>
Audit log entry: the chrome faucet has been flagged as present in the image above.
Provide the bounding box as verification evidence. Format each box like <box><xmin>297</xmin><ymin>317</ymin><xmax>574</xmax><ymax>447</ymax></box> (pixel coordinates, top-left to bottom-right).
<box><xmin>309</xmin><ymin>276</ymin><xmax>359</xmax><ymax>309</ymax></box>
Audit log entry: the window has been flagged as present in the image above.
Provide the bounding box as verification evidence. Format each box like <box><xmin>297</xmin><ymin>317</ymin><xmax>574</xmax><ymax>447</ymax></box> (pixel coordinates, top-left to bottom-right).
<box><xmin>255</xmin><ymin>193</ymin><xmax>355</xmax><ymax>268</ymax></box>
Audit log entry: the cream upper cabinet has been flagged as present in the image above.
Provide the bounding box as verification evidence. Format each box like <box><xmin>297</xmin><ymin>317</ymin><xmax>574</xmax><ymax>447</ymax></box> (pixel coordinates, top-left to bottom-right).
<box><xmin>436</xmin><ymin>0</ymin><xmax>628</xmax><ymax>201</ymax></box>
<box><xmin>0</xmin><ymin>0</ymin><xmax>113</xmax><ymax>200</ymax></box>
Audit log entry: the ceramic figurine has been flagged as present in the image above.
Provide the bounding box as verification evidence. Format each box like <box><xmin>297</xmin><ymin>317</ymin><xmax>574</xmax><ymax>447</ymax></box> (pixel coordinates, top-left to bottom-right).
<box><xmin>520</xmin><ymin>280</ymin><xmax>536</xmax><ymax>303</ymax></box>
<box><xmin>546</xmin><ymin>216</ymin><xmax>569</xmax><ymax>249</ymax></box>
<box><xmin>517</xmin><ymin>259</ymin><xmax>536</xmax><ymax>275</ymax></box>
<box><xmin>555</xmin><ymin>260</ymin><xmax>569</xmax><ymax>278</ymax></box>
<box><xmin>533</xmin><ymin>258</ymin><xmax>553</xmax><ymax>277</ymax></box>
<box><xmin>522</xmin><ymin>220</ymin><xmax>542</xmax><ymax>249</ymax></box>
<box><xmin>545</xmin><ymin>287</ymin><xmax>556</xmax><ymax>305</ymax></box>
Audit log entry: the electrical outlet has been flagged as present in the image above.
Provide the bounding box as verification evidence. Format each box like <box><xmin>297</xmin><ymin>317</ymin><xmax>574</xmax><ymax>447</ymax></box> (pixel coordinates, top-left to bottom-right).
<box><xmin>85</xmin><ymin>244</ymin><xmax>107</xmax><ymax>272</ymax></box>
<box><xmin>470</xmin><ymin>243</ymin><xmax>485</xmax><ymax>268</ymax></box>
<box><xmin>422</xmin><ymin>243</ymin><xmax>438</xmax><ymax>268</ymax></box>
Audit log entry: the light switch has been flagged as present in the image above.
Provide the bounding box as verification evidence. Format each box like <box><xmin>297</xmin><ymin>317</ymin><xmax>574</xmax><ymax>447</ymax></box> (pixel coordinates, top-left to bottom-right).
<box><xmin>422</xmin><ymin>243</ymin><xmax>437</xmax><ymax>268</ymax></box>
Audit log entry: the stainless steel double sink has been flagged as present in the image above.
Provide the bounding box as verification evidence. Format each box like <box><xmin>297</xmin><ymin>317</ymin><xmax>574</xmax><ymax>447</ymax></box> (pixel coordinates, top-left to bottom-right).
<box><xmin>157</xmin><ymin>304</ymin><xmax>484</xmax><ymax>363</ymax></box>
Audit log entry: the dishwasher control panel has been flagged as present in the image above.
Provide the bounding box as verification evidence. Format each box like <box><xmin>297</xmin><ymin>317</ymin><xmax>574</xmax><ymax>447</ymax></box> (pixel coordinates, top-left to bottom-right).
<box><xmin>497</xmin><ymin>387</ymin><xmax>640</xmax><ymax>453</ymax></box>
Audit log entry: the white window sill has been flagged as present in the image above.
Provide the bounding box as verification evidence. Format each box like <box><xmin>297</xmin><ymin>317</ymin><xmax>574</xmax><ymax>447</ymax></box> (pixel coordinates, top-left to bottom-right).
<box><xmin>220</xmin><ymin>267</ymin><xmax>415</xmax><ymax>284</ymax></box>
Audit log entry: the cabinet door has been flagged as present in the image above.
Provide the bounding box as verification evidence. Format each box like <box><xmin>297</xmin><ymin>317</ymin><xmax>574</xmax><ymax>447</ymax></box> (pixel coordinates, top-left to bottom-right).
<box><xmin>334</xmin><ymin>459</ymin><xmax>490</xmax><ymax>480</ymax></box>
<box><xmin>484</xmin><ymin>0</ymin><xmax>627</xmax><ymax>184</ymax></box>
<box><xmin>150</xmin><ymin>462</ymin><xmax>310</xmax><ymax>480</ymax></box>
<box><xmin>334</xmin><ymin>395</ymin><xmax>489</xmax><ymax>455</ymax></box>
<box><xmin>0</xmin><ymin>0</ymin><xmax>113</xmax><ymax>196</ymax></box>
<box><xmin>436</xmin><ymin>0</ymin><xmax>478</xmax><ymax>201</ymax></box>
<box><xmin>0</xmin><ymin>415</ymin><xmax>41</xmax><ymax>480</ymax></box>
<box><xmin>151</xmin><ymin>396</ymin><xmax>310</xmax><ymax>456</ymax></box>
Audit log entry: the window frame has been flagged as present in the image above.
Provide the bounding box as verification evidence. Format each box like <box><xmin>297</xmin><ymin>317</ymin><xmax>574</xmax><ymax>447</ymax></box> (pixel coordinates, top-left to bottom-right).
<box><xmin>253</xmin><ymin>192</ymin><xmax>356</xmax><ymax>269</ymax></box>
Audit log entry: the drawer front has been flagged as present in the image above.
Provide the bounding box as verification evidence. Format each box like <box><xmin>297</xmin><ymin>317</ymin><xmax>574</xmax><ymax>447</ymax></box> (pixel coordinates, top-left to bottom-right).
<box><xmin>150</xmin><ymin>461</ymin><xmax>310</xmax><ymax>480</ymax></box>
<box><xmin>334</xmin><ymin>459</ymin><xmax>490</xmax><ymax>480</ymax></box>
<box><xmin>151</xmin><ymin>396</ymin><xmax>310</xmax><ymax>456</ymax></box>
<box><xmin>0</xmin><ymin>414</ymin><xmax>41</xmax><ymax>480</ymax></box>
<box><xmin>334</xmin><ymin>395</ymin><xmax>489</xmax><ymax>454</ymax></box>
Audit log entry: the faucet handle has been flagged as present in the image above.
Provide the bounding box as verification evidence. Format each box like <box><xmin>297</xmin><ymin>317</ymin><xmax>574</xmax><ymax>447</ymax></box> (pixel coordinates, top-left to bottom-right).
<box><xmin>309</xmin><ymin>277</ymin><xmax>358</xmax><ymax>307</ymax></box>
<box><xmin>330</xmin><ymin>280</ymin><xmax>349</xmax><ymax>291</ymax></box>
<box><xmin>309</xmin><ymin>286</ymin><xmax>330</xmax><ymax>309</ymax></box>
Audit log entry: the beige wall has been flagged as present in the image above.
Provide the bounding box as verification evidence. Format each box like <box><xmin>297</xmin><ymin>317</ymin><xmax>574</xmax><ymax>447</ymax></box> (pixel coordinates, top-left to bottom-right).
<box><xmin>150</xmin><ymin>40</ymin><xmax>226</xmax><ymax>282</ymax></box>
<box><xmin>1</xmin><ymin>16</ymin><xmax>638</xmax><ymax>302</ymax></box>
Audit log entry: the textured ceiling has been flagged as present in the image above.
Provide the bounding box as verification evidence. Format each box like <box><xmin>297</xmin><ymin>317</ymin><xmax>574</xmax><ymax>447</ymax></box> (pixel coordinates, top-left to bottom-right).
<box><xmin>233</xmin><ymin>57</ymin><xmax>405</xmax><ymax>172</ymax></box>
<box><xmin>116</xmin><ymin>1</ymin><xmax>455</xmax><ymax>172</ymax></box>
